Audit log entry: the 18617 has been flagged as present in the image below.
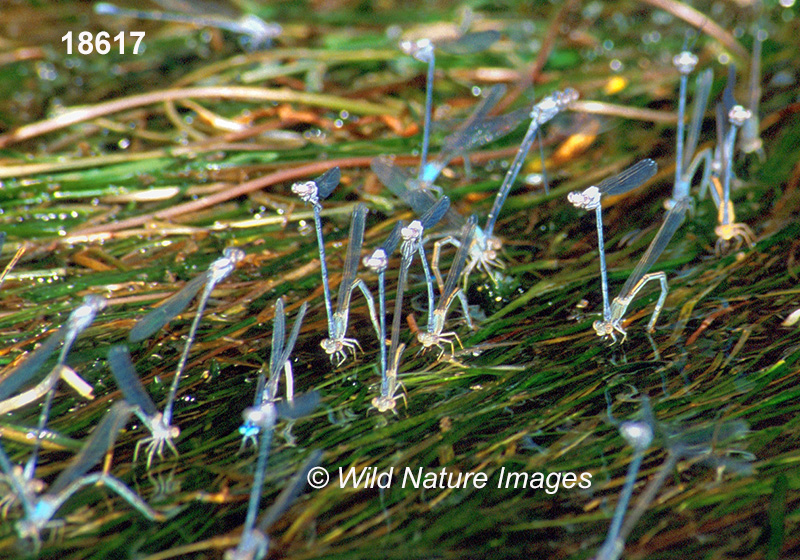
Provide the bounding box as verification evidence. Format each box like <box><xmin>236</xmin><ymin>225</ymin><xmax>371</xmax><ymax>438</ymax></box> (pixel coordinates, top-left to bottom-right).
<box><xmin>62</xmin><ymin>31</ymin><xmax>145</xmax><ymax>55</ymax></box>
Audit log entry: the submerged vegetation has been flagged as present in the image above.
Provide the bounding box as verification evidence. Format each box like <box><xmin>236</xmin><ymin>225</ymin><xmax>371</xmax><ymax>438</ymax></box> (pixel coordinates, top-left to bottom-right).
<box><xmin>1</xmin><ymin>0</ymin><xmax>799</xmax><ymax>558</ymax></box>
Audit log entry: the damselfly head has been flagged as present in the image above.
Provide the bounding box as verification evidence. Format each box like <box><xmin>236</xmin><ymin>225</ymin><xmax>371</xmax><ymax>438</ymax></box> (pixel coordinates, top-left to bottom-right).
<box><xmin>673</xmin><ymin>51</ymin><xmax>699</xmax><ymax>75</ymax></box>
<box><xmin>620</xmin><ymin>421</ymin><xmax>653</xmax><ymax>451</ymax></box>
<box><xmin>567</xmin><ymin>186</ymin><xmax>600</xmax><ymax>210</ymax></box>
<box><xmin>401</xmin><ymin>221</ymin><xmax>424</xmax><ymax>242</ymax></box>
<box><xmin>363</xmin><ymin>249</ymin><xmax>388</xmax><ymax>272</ymax></box>
<box><xmin>400</xmin><ymin>38</ymin><xmax>434</xmax><ymax>62</ymax></box>
<box><xmin>291</xmin><ymin>180</ymin><xmax>319</xmax><ymax>204</ymax></box>
<box><xmin>728</xmin><ymin>105</ymin><xmax>751</xmax><ymax>127</ymax></box>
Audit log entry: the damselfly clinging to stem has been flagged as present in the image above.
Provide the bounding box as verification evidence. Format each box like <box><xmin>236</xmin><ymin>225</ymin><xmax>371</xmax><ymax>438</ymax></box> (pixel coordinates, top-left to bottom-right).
<box><xmin>399</xmin><ymin>29</ymin><xmax>500</xmax><ymax>182</ymax></box>
<box><xmin>593</xmin><ymin>197</ymin><xmax>689</xmax><ymax>343</ymax></box>
<box><xmin>568</xmin><ymin>159</ymin><xmax>657</xmax><ymax>327</ymax></box>
<box><xmin>238</xmin><ymin>298</ymin><xmax>311</xmax><ymax>450</ymax></box>
<box><xmin>0</xmin><ymin>294</ymin><xmax>107</xmax><ymax>480</ymax></box>
<box><xmin>706</xmin><ymin>67</ymin><xmax>755</xmax><ymax>254</ymax></box>
<box><xmin>372</xmin><ymin>89</ymin><xmax>578</xmax><ymax>290</ymax></box>
<box><xmin>417</xmin><ymin>216</ymin><xmax>476</xmax><ymax>356</ymax></box>
<box><xmin>0</xmin><ymin>401</ymin><xmax>162</xmax><ymax>548</ymax></box>
<box><xmin>125</xmin><ymin>246</ymin><xmax>245</xmax><ymax>465</ymax></box>
<box><xmin>319</xmin><ymin>204</ymin><xmax>380</xmax><ymax>365</ymax></box>
<box><xmin>667</xmin><ymin>47</ymin><xmax>714</xmax><ymax>209</ymax></box>
<box><xmin>363</xmin><ymin>222</ymin><xmax>404</xmax><ymax>400</ymax></box>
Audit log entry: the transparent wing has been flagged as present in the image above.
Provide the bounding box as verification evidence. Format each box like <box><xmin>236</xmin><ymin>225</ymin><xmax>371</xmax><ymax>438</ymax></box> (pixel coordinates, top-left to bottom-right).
<box><xmin>276</xmin><ymin>390</ymin><xmax>320</xmax><ymax>420</ymax></box>
<box><xmin>269</xmin><ymin>298</ymin><xmax>286</xmax><ymax>380</ymax></box>
<box><xmin>128</xmin><ymin>272</ymin><xmax>208</xmax><ymax>342</ymax></box>
<box><xmin>439</xmin><ymin>216</ymin><xmax>477</xmax><ymax>312</ymax></box>
<box><xmin>436</xmin><ymin>85</ymin><xmax>522</xmax><ymax>161</ymax></box>
<box><xmin>315</xmin><ymin>167</ymin><xmax>341</xmax><ymax>201</ymax></box>
<box><xmin>252</xmin><ymin>364</ymin><xmax>268</xmax><ymax>407</ymax></box>
<box><xmin>372</xmin><ymin>157</ymin><xmax>465</xmax><ymax>232</ymax></box>
<box><xmin>379</xmin><ymin>221</ymin><xmax>404</xmax><ymax>258</ymax></box>
<box><xmin>422</xmin><ymin>86</ymin><xmax>508</xmax><ymax>183</ymax></box>
<box><xmin>0</xmin><ymin>442</ymin><xmax>31</xmax><ymax>516</ymax></box>
<box><xmin>618</xmin><ymin>197</ymin><xmax>689</xmax><ymax>300</ymax></box>
<box><xmin>371</xmin><ymin>157</ymin><xmax>427</xmax><ymax>213</ymax></box>
<box><xmin>595</xmin><ymin>159</ymin><xmax>657</xmax><ymax>197</ymax></box>
<box><xmin>257</xmin><ymin>449</ymin><xmax>323</xmax><ymax>532</ymax></box>
<box><xmin>722</xmin><ymin>64</ymin><xmax>737</xmax><ymax>114</ymax></box>
<box><xmin>445</xmin><ymin>84</ymin><xmax>507</xmax><ymax>141</ymax></box>
<box><xmin>277</xmin><ymin>302</ymin><xmax>307</xmax><ymax>373</ymax></box>
<box><xmin>152</xmin><ymin>0</ymin><xmax>240</xmax><ymax>18</ymax></box>
<box><xmin>448</xmin><ymin>107</ymin><xmax>528</xmax><ymax>154</ymax></box>
<box><xmin>97</xmin><ymin>3</ymin><xmax>230</xmax><ymax>27</ymax></box>
<box><xmin>423</xmin><ymin>112</ymin><xmax>527</xmax><ymax>188</ymax></box>
<box><xmin>107</xmin><ymin>345</ymin><xmax>158</xmax><ymax>418</ymax></box>
<box><xmin>683</xmin><ymin>69</ymin><xmax>713</xmax><ymax>170</ymax></box>
<box><xmin>49</xmin><ymin>401</ymin><xmax>135</xmax><ymax>495</ymax></box>
<box><xmin>714</xmin><ymin>101</ymin><xmax>728</xmax><ymax>165</ymax></box>
<box><xmin>670</xmin><ymin>419</ymin><xmax>749</xmax><ymax>453</ymax></box>
<box><xmin>419</xmin><ymin>196</ymin><xmax>450</xmax><ymax>231</ymax></box>
<box><xmin>438</xmin><ymin>30</ymin><xmax>500</xmax><ymax>55</ymax></box>
<box><xmin>336</xmin><ymin>204</ymin><xmax>368</xmax><ymax>314</ymax></box>
<box><xmin>0</xmin><ymin>326</ymin><xmax>66</xmax><ymax>401</ymax></box>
